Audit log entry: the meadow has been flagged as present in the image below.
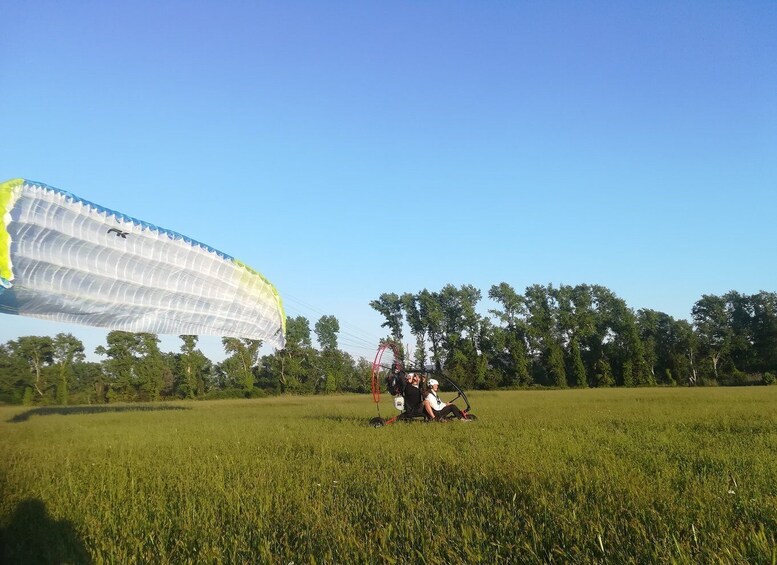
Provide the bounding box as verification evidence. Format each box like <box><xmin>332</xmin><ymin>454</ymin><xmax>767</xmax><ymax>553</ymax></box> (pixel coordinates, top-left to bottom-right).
<box><xmin>1</xmin><ymin>387</ymin><xmax>776</xmax><ymax>564</ymax></box>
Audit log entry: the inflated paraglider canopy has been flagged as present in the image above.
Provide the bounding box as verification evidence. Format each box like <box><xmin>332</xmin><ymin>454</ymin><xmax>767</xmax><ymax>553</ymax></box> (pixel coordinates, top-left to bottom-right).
<box><xmin>0</xmin><ymin>178</ymin><xmax>285</xmax><ymax>348</ymax></box>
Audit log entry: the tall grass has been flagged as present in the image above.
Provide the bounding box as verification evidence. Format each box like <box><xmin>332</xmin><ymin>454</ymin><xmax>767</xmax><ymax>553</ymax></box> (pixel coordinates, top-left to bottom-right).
<box><xmin>1</xmin><ymin>388</ymin><xmax>776</xmax><ymax>563</ymax></box>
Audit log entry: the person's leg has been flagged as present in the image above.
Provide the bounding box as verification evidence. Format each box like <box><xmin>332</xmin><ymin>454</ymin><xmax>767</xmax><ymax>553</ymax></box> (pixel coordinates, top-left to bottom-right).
<box><xmin>438</xmin><ymin>405</ymin><xmax>463</xmax><ymax>419</ymax></box>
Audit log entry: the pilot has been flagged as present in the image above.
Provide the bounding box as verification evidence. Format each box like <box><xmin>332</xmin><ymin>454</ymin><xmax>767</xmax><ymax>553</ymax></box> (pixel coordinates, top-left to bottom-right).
<box><xmin>402</xmin><ymin>373</ymin><xmax>425</xmax><ymax>418</ymax></box>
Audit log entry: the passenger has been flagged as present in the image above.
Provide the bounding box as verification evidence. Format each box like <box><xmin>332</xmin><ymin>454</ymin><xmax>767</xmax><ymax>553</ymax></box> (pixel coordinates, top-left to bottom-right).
<box><xmin>424</xmin><ymin>379</ymin><xmax>467</xmax><ymax>421</ymax></box>
<box><xmin>402</xmin><ymin>373</ymin><xmax>426</xmax><ymax>418</ymax></box>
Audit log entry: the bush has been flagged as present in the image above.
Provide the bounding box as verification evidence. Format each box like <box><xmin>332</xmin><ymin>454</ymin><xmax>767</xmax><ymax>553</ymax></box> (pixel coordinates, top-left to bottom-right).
<box><xmin>22</xmin><ymin>387</ymin><xmax>34</xmax><ymax>406</ymax></box>
<box><xmin>245</xmin><ymin>387</ymin><xmax>268</xmax><ymax>399</ymax></box>
<box><xmin>202</xmin><ymin>387</ymin><xmax>246</xmax><ymax>400</ymax></box>
<box><xmin>763</xmin><ymin>372</ymin><xmax>776</xmax><ymax>385</ymax></box>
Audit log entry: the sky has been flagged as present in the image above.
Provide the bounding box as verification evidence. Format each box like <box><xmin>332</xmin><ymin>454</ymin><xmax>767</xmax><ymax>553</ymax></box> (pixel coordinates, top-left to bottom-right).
<box><xmin>1</xmin><ymin>1</ymin><xmax>775</xmax><ymax>363</ymax></box>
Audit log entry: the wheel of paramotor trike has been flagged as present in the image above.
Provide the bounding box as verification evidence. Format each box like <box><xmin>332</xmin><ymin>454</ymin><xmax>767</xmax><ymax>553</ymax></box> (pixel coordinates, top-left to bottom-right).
<box><xmin>464</xmin><ymin>414</ymin><xmax>477</xmax><ymax>421</ymax></box>
<box><xmin>369</xmin><ymin>417</ymin><xmax>386</xmax><ymax>428</ymax></box>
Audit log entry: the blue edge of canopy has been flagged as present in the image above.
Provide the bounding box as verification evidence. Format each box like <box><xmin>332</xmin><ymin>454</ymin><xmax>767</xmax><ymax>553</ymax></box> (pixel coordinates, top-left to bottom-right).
<box><xmin>22</xmin><ymin>179</ymin><xmax>235</xmax><ymax>262</ymax></box>
<box><xmin>0</xmin><ymin>179</ymin><xmax>237</xmax><ymax>312</ymax></box>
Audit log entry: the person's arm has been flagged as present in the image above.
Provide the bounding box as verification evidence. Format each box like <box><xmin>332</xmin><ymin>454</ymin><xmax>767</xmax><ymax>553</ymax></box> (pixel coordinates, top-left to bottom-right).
<box><xmin>423</xmin><ymin>396</ymin><xmax>436</xmax><ymax>419</ymax></box>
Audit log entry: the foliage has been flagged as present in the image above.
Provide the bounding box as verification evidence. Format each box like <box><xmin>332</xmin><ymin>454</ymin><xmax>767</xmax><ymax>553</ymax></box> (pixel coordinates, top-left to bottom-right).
<box><xmin>221</xmin><ymin>338</ymin><xmax>262</xmax><ymax>395</ymax></box>
<box><xmin>370</xmin><ymin>284</ymin><xmax>776</xmax><ymax>391</ymax></box>
<box><xmin>314</xmin><ymin>315</ymin><xmax>340</xmax><ymax>351</ymax></box>
<box><xmin>0</xmin><ymin>286</ymin><xmax>775</xmax><ymax>405</ymax></box>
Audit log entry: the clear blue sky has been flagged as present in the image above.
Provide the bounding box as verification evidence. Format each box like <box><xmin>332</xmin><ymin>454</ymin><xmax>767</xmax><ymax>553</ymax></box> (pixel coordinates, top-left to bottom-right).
<box><xmin>2</xmin><ymin>1</ymin><xmax>775</xmax><ymax>362</ymax></box>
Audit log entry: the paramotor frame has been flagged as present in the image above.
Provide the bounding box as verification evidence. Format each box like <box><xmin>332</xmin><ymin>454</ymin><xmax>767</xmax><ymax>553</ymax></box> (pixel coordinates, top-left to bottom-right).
<box><xmin>369</xmin><ymin>341</ymin><xmax>476</xmax><ymax>427</ymax></box>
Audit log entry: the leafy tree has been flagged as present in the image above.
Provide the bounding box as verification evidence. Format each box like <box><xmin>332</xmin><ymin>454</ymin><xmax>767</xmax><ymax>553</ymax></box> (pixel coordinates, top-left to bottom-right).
<box><xmin>73</xmin><ymin>361</ymin><xmax>108</xmax><ymax>403</ymax></box>
<box><xmin>750</xmin><ymin>291</ymin><xmax>777</xmax><ymax>373</ymax></box>
<box><xmin>437</xmin><ymin>284</ymin><xmax>481</xmax><ymax>355</ymax></box>
<box><xmin>622</xmin><ymin>359</ymin><xmax>635</xmax><ymax>387</ymax></box>
<box><xmin>178</xmin><ymin>335</ymin><xmax>209</xmax><ymax>399</ymax></box>
<box><xmin>595</xmin><ymin>356</ymin><xmax>614</xmax><ymax>387</ymax></box>
<box><xmin>314</xmin><ymin>315</ymin><xmax>345</xmax><ymax>393</ymax></box>
<box><xmin>669</xmin><ymin>319</ymin><xmax>698</xmax><ymax>385</ymax></box>
<box><xmin>96</xmin><ymin>331</ymin><xmax>140</xmax><ymax>402</ymax></box>
<box><xmin>8</xmin><ymin>336</ymin><xmax>54</xmax><ymax>400</ymax></box>
<box><xmin>287</xmin><ymin>316</ymin><xmax>313</xmax><ymax>349</ymax></box>
<box><xmin>418</xmin><ymin>289</ymin><xmax>445</xmax><ymax>370</ymax></box>
<box><xmin>51</xmin><ymin>333</ymin><xmax>85</xmax><ymax>405</ymax></box>
<box><xmin>314</xmin><ymin>315</ymin><xmax>340</xmax><ymax>352</ymax></box>
<box><xmin>271</xmin><ymin>316</ymin><xmax>315</xmax><ymax>393</ymax></box>
<box><xmin>724</xmin><ymin>291</ymin><xmax>756</xmax><ymax>375</ymax></box>
<box><xmin>135</xmin><ymin>334</ymin><xmax>171</xmax><ymax>401</ymax></box>
<box><xmin>524</xmin><ymin>284</ymin><xmax>567</xmax><ymax>385</ymax></box>
<box><xmin>489</xmin><ymin>282</ymin><xmax>526</xmax><ymax>328</ymax></box>
<box><xmin>353</xmin><ymin>357</ymin><xmax>373</xmax><ymax>393</ymax></box>
<box><xmin>692</xmin><ymin>295</ymin><xmax>731</xmax><ymax>380</ymax></box>
<box><xmin>488</xmin><ymin>283</ymin><xmax>531</xmax><ymax>386</ymax></box>
<box><xmin>0</xmin><ymin>344</ymin><xmax>29</xmax><ymax>404</ymax></box>
<box><xmin>569</xmin><ymin>338</ymin><xmax>587</xmax><ymax>388</ymax></box>
<box><xmin>401</xmin><ymin>292</ymin><xmax>427</xmax><ymax>368</ymax></box>
<box><xmin>369</xmin><ymin>293</ymin><xmax>404</xmax><ymax>342</ymax></box>
<box><xmin>221</xmin><ymin>338</ymin><xmax>262</xmax><ymax>395</ymax></box>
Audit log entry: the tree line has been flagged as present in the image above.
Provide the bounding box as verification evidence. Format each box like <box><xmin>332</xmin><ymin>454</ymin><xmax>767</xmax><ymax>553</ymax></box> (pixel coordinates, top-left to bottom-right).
<box><xmin>0</xmin><ymin>315</ymin><xmax>372</xmax><ymax>405</ymax></box>
<box><xmin>370</xmin><ymin>284</ymin><xmax>777</xmax><ymax>389</ymax></box>
<box><xmin>1</xmin><ymin>283</ymin><xmax>775</xmax><ymax>405</ymax></box>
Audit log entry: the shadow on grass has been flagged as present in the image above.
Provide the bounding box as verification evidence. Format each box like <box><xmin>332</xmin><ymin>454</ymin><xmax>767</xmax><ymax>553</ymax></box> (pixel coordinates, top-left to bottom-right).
<box><xmin>8</xmin><ymin>404</ymin><xmax>190</xmax><ymax>423</ymax></box>
<box><xmin>0</xmin><ymin>498</ymin><xmax>91</xmax><ymax>564</ymax></box>
<box><xmin>308</xmin><ymin>414</ymin><xmax>374</xmax><ymax>425</ymax></box>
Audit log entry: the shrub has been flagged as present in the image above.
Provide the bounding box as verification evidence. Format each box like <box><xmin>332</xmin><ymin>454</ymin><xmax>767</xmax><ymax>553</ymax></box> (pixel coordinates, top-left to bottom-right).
<box><xmin>202</xmin><ymin>387</ymin><xmax>246</xmax><ymax>400</ymax></box>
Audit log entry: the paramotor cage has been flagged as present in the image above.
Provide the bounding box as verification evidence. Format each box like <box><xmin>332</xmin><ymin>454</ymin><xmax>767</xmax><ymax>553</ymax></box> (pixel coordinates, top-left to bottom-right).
<box><xmin>370</xmin><ymin>341</ymin><xmax>404</xmax><ymax>405</ymax></box>
<box><xmin>432</xmin><ymin>373</ymin><xmax>472</xmax><ymax>413</ymax></box>
<box><xmin>370</xmin><ymin>341</ymin><xmax>474</xmax><ymax>425</ymax></box>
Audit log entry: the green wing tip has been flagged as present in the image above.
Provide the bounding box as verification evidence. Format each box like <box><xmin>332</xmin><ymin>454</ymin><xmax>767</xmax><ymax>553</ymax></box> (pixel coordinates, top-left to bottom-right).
<box><xmin>233</xmin><ymin>259</ymin><xmax>287</xmax><ymax>340</ymax></box>
<box><xmin>0</xmin><ymin>179</ymin><xmax>25</xmax><ymax>281</ymax></box>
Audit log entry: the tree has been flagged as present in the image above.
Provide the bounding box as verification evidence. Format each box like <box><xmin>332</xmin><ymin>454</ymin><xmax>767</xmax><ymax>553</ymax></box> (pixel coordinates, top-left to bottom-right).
<box><xmin>51</xmin><ymin>333</ymin><xmax>85</xmax><ymax>405</ymax></box>
<box><xmin>369</xmin><ymin>293</ymin><xmax>404</xmax><ymax>342</ymax></box>
<box><xmin>692</xmin><ymin>295</ymin><xmax>731</xmax><ymax>380</ymax></box>
<box><xmin>489</xmin><ymin>283</ymin><xmax>526</xmax><ymax>328</ymax></box>
<box><xmin>134</xmin><ymin>334</ymin><xmax>171</xmax><ymax>401</ymax></box>
<box><xmin>314</xmin><ymin>315</ymin><xmax>351</xmax><ymax>394</ymax></box>
<box><xmin>595</xmin><ymin>356</ymin><xmax>614</xmax><ymax>387</ymax></box>
<box><xmin>488</xmin><ymin>283</ymin><xmax>531</xmax><ymax>386</ymax></box>
<box><xmin>73</xmin><ymin>362</ymin><xmax>109</xmax><ymax>403</ymax></box>
<box><xmin>547</xmin><ymin>340</ymin><xmax>567</xmax><ymax>387</ymax></box>
<box><xmin>569</xmin><ymin>338</ymin><xmax>587</xmax><ymax>388</ymax></box>
<box><xmin>221</xmin><ymin>338</ymin><xmax>262</xmax><ymax>395</ymax></box>
<box><xmin>314</xmin><ymin>315</ymin><xmax>340</xmax><ymax>352</ymax></box>
<box><xmin>750</xmin><ymin>291</ymin><xmax>777</xmax><ymax>374</ymax></box>
<box><xmin>178</xmin><ymin>335</ymin><xmax>209</xmax><ymax>399</ymax></box>
<box><xmin>524</xmin><ymin>284</ymin><xmax>567</xmax><ymax>385</ymax></box>
<box><xmin>669</xmin><ymin>319</ymin><xmax>697</xmax><ymax>385</ymax></box>
<box><xmin>96</xmin><ymin>331</ymin><xmax>140</xmax><ymax>402</ymax></box>
<box><xmin>401</xmin><ymin>292</ymin><xmax>427</xmax><ymax>368</ymax></box>
<box><xmin>269</xmin><ymin>316</ymin><xmax>316</xmax><ymax>393</ymax></box>
<box><xmin>8</xmin><ymin>336</ymin><xmax>54</xmax><ymax>400</ymax></box>
<box><xmin>0</xmin><ymin>344</ymin><xmax>29</xmax><ymax>404</ymax></box>
<box><xmin>418</xmin><ymin>289</ymin><xmax>445</xmax><ymax>371</ymax></box>
<box><xmin>724</xmin><ymin>291</ymin><xmax>756</xmax><ymax>375</ymax></box>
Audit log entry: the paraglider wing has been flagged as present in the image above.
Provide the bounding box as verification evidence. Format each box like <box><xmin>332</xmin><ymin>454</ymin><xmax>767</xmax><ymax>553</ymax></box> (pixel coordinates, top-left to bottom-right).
<box><xmin>0</xmin><ymin>178</ymin><xmax>285</xmax><ymax>348</ymax></box>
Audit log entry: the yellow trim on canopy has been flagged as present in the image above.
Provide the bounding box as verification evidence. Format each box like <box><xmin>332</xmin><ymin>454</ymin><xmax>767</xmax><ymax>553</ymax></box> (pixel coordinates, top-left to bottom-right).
<box><xmin>235</xmin><ymin>259</ymin><xmax>287</xmax><ymax>342</ymax></box>
<box><xmin>0</xmin><ymin>178</ymin><xmax>24</xmax><ymax>282</ymax></box>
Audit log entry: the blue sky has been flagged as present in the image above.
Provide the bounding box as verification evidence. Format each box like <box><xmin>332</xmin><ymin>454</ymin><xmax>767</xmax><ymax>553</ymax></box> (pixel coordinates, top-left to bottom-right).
<box><xmin>2</xmin><ymin>1</ymin><xmax>775</xmax><ymax>362</ymax></box>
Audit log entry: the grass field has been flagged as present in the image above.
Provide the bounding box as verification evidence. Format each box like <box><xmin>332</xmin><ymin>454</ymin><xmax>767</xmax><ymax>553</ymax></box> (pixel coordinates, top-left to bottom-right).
<box><xmin>1</xmin><ymin>388</ymin><xmax>776</xmax><ymax>564</ymax></box>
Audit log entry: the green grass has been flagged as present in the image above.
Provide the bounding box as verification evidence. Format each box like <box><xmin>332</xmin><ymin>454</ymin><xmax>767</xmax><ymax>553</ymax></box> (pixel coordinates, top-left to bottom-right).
<box><xmin>2</xmin><ymin>388</ymin><xmax>776</xmax><ymax>563</ymax></box>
